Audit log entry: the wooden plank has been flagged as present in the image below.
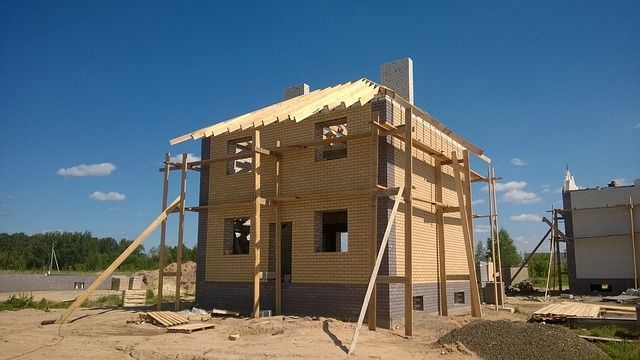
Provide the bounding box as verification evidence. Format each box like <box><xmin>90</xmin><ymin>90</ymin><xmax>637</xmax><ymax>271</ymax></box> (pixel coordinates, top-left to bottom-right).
<box><xmin>175</xmin><ymin>153</ymin><xmax>188</xmax><ymax>312</ymax></box>
<box><xmin>490</xmin><ymin>166</ymin><xmax>504</xmax><ymax>305</ymax></box>
<box><xmin>451</xmin><ymin>151</ymin><xmax>482</xmax><ymax>318</ymax></box>
<box><xmin>253</xmin><ymin>128</ymin><xmax>262</xmax><ymax>317</ymax></box>
<box><xmin>275</xmin><ymin>141</ymin><xmax>282</xmax><ymax>316</ymax></box>
<box><xmin>488</xmin><ymin>167</ymin><xmax>498</xmax><ymax>310</ymax></box>
<box><xmin>368</xmin><ymin>121</ymin><xmax>379</xmax><ymax>331</ymax></box>
<box><xmin>579</xmin><ymin>335</ymin><xmax>624</xmax><ymax>343</ymax></box>
<box><xmin>158</xmin><ymin>153</ymin><xmax>170</xmax><ymax>311</ymax></box>
<box><xmin>630</xmin><ymin>198</ymin><xmax>638</xmax><ymax>289</ymax></box>
<box><xmin>435</xmin><ymin>159</ymin><xmax>447</xmax><ymax>316</ymax></box>
<box><xmin>348</xmin><ymin>185</ymin><xmax>404</xmax><ymax>355</ymax></box>
<box><xmin>404</xmin><ymin>107</ymin><xmax>414</xmax><ymax>337</ymax></box>
<box><xmin>168</xmin><ymin>323</ymin><xmax>216</xmax><ymax>334</ymax></box>
<box><xmin>56</xmin><ymin>196</ymin><xmax>181</xmax><ymax>324</ymax></box>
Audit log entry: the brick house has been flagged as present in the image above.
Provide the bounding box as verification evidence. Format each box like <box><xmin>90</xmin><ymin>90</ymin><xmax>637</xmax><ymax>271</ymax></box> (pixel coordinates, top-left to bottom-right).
<box><xmin>170</xmin><ymin>59</ymin><xmax>489</xmax><ymax>329</ymax></box>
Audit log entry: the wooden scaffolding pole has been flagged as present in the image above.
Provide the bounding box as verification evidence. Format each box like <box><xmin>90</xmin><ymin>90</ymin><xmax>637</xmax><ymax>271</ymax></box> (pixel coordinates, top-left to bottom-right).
<box><xmin>348</xmin><ymin>185</ymin><xmax>405</xmax><ymax>355</ymax></box>
<box><xmin>451</xmin><ymin>151</ymin><xmax>482</xmax><ymax>318</ymax></box>
<box><xmin>488</xmin><ymin>167</ymin><xmax>498</xmax><ymax>311</ymax></box>
<box><xmin>491</xmin><ymin>167</ymin><xmax>504</xmax><ymax>306</ymax></box>
<box><xmin>630</xmin><ymin>197</ymin><xmax>637</xmax><ymax>289</ymax></box>
<box><xmin>404</xmin><ymin>107</ymin><xmax>414</xmax><ymax>337</ymax></box>
<box><xmin>275</xmin><ymin>141</ymin><xmax>282</xmax><ymax>315</ymax></box>
<box><xmin>368</xmin><ymin>121</ymin><xmax>379</xmax><ymax>331</ymax></box>
<box><xmin>157</xmin><ymin>153</ymin><xmax>170</xmax><ymax>310</ymax></box>
<box><xmin>174</xmin><ymin>153</ymin><xmax>188</xmax><ymax>311</ymax></box>
<box><xmin>435</xmin><ymin>159</ymin><xmax>447</xmax><ymax>315</ymax></box>
<box><xmin>554</xmin><ymin>209</ymin><xmax>562</xmax><ymax>292</ymax></box>
<box><xmin>56</xmin><ymin>196</ymin><xmax>181</xmax><ymax>324</ymax></box>
<box><xmin>253</xmin><ymin>128</ymin><xmax>262</xmax><ymax>317</ymax></box>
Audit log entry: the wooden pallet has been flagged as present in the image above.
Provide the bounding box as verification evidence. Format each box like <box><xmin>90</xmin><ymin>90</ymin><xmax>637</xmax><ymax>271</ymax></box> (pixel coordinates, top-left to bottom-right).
<box><xmin>533</xmin><ymin>302</ymin><xmax>601</xmax><ymax>322</ymax></box>
<box><xmin>123</xmin><ymin>290</ymin><xmax>146</xmax><ymax>307</ymax></box>
<box><xmin>145</xmin><ymin>311</ymin><xmax>189</xmax><ymax>327</ymax></box>
<box><xmin>167</xmin><ymin>322</ymin><xmax>215</xmax><ymax>334</ymax></box>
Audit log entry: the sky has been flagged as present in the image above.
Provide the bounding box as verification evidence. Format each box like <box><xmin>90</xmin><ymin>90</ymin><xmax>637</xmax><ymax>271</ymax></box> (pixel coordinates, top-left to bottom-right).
<box><xmin>0</xmin><ymin>0</ymin><xmax>639</xmax><ymax>254</ymax></box>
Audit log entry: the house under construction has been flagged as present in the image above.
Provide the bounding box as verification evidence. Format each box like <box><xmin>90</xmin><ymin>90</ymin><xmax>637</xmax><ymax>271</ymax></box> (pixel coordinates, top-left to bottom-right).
<box><xmin>169</xmin><ymin>58</ymin><xmax>490</xmax><ymax>331</ymax></box>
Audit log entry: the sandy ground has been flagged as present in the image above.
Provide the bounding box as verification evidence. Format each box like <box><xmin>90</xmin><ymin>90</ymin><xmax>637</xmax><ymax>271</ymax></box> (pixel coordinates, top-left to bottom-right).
<box><xmin>0</xmin><ymin>300</ymin><xmax>533</xmax><ymax>360</ymax></box>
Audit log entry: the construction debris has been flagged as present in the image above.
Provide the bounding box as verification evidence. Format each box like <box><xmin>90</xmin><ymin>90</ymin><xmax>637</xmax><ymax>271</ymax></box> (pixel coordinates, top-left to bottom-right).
<box><xmin>143</xmin><ymin>311</ymin><xmax>189</xmax><ymax>327</ymax></box>
<box><xmin>228</xmin><ymin>334</ymin><xmax>240</xmax><ymax>341</ymax></box>
<box><xmin>211</xmin><ymin>308</ymin><xmax>240</xmax><ymax>317</ymax></box>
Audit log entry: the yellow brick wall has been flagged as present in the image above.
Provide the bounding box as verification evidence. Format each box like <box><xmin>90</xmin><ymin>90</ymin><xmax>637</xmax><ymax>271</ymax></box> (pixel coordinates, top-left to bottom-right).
<box><xmin>203</xmin><ymin>96</ymin><xmax>477</xmax><ymax>285</ymax></box>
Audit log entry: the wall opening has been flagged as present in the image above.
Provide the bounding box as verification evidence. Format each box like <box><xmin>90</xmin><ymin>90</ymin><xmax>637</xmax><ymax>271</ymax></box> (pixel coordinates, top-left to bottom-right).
<box><xmin>590</xmin><ymin>283</ymin><xmax>613</xmax><ymax>293</ymax></box>
<box><xmin>227</xmin><ymin>137</ymin><xmax>253</xmax><ymax>174</ymax></box>
<box><xmin>412</xmin><ymin>296</ymin><xmax>424</xmax><ymax>311</ymax></box>
<box><xmin>454</xmin><ymin>291</ymin><xmax>465</xmax><ymax>304</ymax></box>
<box><xmin>315</xmin><ymin>210</ymin><xmax>348</xmax><ymax>252</ymax></box>
<box><xmin>224</xmin><ymin>218</ymin><xmax>251</xmax><ymax>255</ymax></box>
<box><xmin>316</xmin><ymin>118</ymin><xmax>348</xmax><ymax>161</ymax></box>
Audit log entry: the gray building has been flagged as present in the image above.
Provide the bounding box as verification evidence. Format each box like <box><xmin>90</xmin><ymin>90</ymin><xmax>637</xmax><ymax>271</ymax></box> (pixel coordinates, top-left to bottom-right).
<box><xmin>562</xmin><ymin>173</ymin><xmax>639</xmax><ymax>294</ymax></box>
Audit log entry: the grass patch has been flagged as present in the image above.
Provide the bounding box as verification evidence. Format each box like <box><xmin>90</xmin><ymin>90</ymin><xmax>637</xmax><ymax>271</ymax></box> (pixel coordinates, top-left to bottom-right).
<box><xmin>0</xmin><ymin>293</ymin><xmax>68</xmax><ymax>312</ymax></box>
<box><xmin>144</xmin><ymin>289</ymin><xmax>175</xmax><ymax>305</ymax></box>
<box><xmin>574</xmin><ymin>326</ymin><xmax>640</xmax><ymax>359</ymax></box>
<box><xmin>82</xmin><ymin>294</ymin><xmax>122</xmax><ymax>308</ymax></box>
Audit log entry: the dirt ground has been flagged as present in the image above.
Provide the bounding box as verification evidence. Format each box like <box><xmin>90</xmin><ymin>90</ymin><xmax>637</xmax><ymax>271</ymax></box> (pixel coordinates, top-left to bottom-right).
<box><xmin>0</xmin><ymin>301</ymin><xmax>533</xmax><ymax>360</ymax></box>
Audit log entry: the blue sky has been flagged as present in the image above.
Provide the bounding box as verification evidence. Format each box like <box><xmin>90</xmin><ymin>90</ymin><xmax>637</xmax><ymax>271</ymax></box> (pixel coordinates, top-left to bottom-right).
<box><xmin>1</xmin><ymin>0</ymin><xmax>638</xmax><ymax>253</ymax></box>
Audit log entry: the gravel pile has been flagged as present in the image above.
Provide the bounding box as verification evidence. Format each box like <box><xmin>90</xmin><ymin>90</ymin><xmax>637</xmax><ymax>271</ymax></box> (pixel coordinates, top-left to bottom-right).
<box><xmin>437</xmin><ymin>320</ymin><xmax>609</xmax><ymax>360</ymax></box>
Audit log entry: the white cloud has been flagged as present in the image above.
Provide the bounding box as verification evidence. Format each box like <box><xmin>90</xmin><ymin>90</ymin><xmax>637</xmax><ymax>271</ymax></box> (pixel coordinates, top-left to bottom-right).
<box><xmin>553</xmin><ymin>187</ymin><xmax>563</xmax><ymax>194</ymax></box>
<box><xmin>170</xmin><ymin>153</ymin><xmax>201</xmax><ymax>164</ymax></box>
<box><xmin>511</xmin><ymin>158</ymin><xmax>527</xmax><ymax>166</ymax></box>
<box><xmin>510</xmin><ymin>214</ymin><xmax>541</xmax><ymax>222</ymax></box>
<box><xmin>58</xmin><ymin>163</ymin><xmax>116</xmax><ymax>177</ymax></box>
<box><xmin>503</xmin><ymin>189</ymin><xmax>542</xmax><ymax>204</ymax></box>
<box><xmin>89</xmin><ymin>191</ymin><xmax>126</xmax><ymax>201</ymax></box>
<box><xmin>472</xmin><ymin>198</ymin><xmax>485</xmax><ymax>206</ymax></box>
<box><xmin>474</xmin><ymin>224</ymin><xmax>490</xmax><ymax>234</ymax></box>
<box><xmin>495</xmin><ymin>181</ymin><xmax>527</xmax><ymax>192</ymax></box>
<box><xmin>541</xmin><ymin>185</ymin><xmax>550</xmax><ymax>193</ymax></box>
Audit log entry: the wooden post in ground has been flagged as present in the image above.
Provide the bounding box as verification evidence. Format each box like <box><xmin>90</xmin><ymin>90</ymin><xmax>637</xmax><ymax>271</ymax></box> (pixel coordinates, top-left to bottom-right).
<box><xmin>630</xmin><ymin>198</ymin><xmax>637</xmax><ymax>289</ymax></box>
<box><xmin>253</xmin><ymin>128</ymin><xmax>262</xmax><ymax>317</ymax></box>
<box><xmin>404</xmin><ymin>107</ymin><xmax>414</xmax><ymax>337</ymax></box>
<box><xmin>348</xmin><ymin>186</ymin><xmax>404</xmax><ymax>355</ymax></box>
<box><xmin>491</xmin><ymin>167</ymin><xmax>504</xmax><ymax>306</ymax></box>
<box><xmin>488</xmin><ymin>167</ymin><xmax>498</xmax><ymax>311</ymax></box>
<box><xmin>157</xmin><ymin>153</ymin><xmax>170</xmax><ymax>310</ymax></box>
<box><xmin>554</xmin><ymin>209</ymin><xmax>562</xmax><ymax>292</ymax></box>
<box><xmin>275</xmin><ymin>140</ymin><xmax>282</xmax><ymax>315</ymax></box>
<box><xmin>435</xmin><ymin>159</ymin><xmax>447</xmax><ymax>315</ymax></box>
<box><xmin>56</xmin><ymin>196</ymin><xmax>181</xmax><ymax>324</ymax></box>
<box><xmin>174</xmin><ymin>153</ymin><xmax>188</xmax><ymax>311</ymax></box>
<box><xmin>451</xmin><ymin>151</ymin><xmax>482</xmax><ymax>318</ymax></box>
<box><xmin>368</xmin><ymin>121</ymin><xmax>379</xmax><ymax>331</ymax></box>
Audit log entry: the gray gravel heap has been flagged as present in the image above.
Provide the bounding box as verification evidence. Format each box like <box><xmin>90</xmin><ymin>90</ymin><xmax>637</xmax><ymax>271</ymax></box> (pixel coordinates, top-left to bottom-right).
<box><xmin>437</xmin><ymin>320</ymin><xmax>610</xmax><ymax>360</ymax></box>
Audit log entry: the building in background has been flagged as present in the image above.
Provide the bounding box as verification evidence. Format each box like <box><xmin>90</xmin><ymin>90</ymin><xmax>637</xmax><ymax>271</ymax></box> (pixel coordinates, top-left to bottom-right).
<box><xmin>562</xmin><ymin>173</ymin><xmax>639</xmax><ymax>294</ymax></box>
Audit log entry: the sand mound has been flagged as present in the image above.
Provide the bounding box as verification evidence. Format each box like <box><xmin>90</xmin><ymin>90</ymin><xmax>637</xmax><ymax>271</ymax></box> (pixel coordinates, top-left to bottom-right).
<box><xmin>437</xmin><ymin>320</ymin><xmax>609</xmax><ymax>360</ymax></box>
<box><xmin>134</xmin><ymin>261</ymin><xmax>196</xmax><ymax>296</ymax></box>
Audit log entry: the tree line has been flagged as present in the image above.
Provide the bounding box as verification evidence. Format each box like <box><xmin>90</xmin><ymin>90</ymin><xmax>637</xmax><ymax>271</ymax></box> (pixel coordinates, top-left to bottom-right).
<box><xmin>0</xmin><ymin>231</ymin><xmax>197</xmax><ymax>272</ymax></box>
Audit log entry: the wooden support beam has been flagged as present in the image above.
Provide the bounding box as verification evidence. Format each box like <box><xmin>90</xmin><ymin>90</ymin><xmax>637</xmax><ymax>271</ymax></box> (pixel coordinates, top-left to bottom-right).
<box><xmin>253</xmin><ymin>128</ymin><xmax>262</xmax><ymax>317</ymax></box>
<box><xmin>174</xmin><ymin>153</ymin><xmax>188</xmax><ymax>311</ymax></box>
<box><xmin>630</xmin><ymin>198</ymin><xmax>638</xmax><ymax>289</ymax></box>
<box><xmin>274</xmin><ymin>131</ymin><xmax>371</xmax><ymax>153</ymax></box>
<box><xmin>435</xmin><ymin>159</ymin><xmax>447</xmax><ymax>316</ymax></box>
<box><xmin>56</xmin><ymin>196</ymin><xmax>181</xmax><ymax>324</ymax></box>
<box><xmin>368</xmin><ymin>122</ymin><xmax>379</xmax><ymax>331</ymax></box>
<box><xmin>542</xmin><ymin>217</ymin><xmax>568</xmax><ymax>240</ymax></box>
<box><xmin>404</xmin><ymin>107</ymin><xmax>414</xmax><ymax>337</ymax></box>
<box><xmin>490</xmin><ymin>166</ymin><xmax>504</xmax><ymax>306</ymax></box>
<box><xmin>157</xmin><ymin>153</ymin><xmax>170</xmax><ymax>311</ymax></box>
<box><xmin>488</xmin><ymin>167</ymin><xmax>498</xmax><ymax>311</ymax></box>
<box><xmin>348</xmin><ymin>185</ymin><xmax>404</xmax><ymax>355</ymax></box>
<box><xmin>451</xmin><ymin>151</ymin><xmax>482</xmax><ymax>318</ymax></box>
<box><xmin>509</xmin><ymin>229</ymin><xmax>551</xmax><ymax>286</ymax></box>
<box><xmin>275</xmin><ymin>141</ymin><xmax>282</xmax><ymax>315</ymax></box>
<box><xmin>446</xmin><ymin>274</ymin><xmax>471</xmax><ymax>281</ymax></box>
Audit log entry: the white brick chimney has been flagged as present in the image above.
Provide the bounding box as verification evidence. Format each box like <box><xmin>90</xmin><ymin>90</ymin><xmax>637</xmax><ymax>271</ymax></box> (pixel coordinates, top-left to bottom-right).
<box><xmin>381</xmin><ymin>58</ymin><xmax>414</xmax><ymax>104</ymax></box>
<box><xmin>283</xmin><ymin>83</ymin><xmax>310</xmax><ymax>100</ymax></box>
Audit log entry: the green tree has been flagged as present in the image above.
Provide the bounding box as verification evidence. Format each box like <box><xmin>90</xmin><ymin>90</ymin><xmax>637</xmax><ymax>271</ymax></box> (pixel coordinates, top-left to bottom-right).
<box><xmin>486</xmin><ymin>228</ymin><xmax>522</xmax><ymax>267</ymax></box>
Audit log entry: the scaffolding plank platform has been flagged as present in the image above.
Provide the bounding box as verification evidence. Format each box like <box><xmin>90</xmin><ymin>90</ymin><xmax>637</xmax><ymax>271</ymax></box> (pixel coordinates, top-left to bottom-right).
<box><xmin>145</xmin><ymin>311</ymin><xmax>189</xmax><ymax>327</ymax></box>
<box><xmin>532</xmin><ymin>302</ymin><xmax>600</xmax><ymax>322</ymax></box>
<box><xmin>167</xmin><ymin>322</ymin><xmax>215</xmax><ymax>334</ymax></box>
